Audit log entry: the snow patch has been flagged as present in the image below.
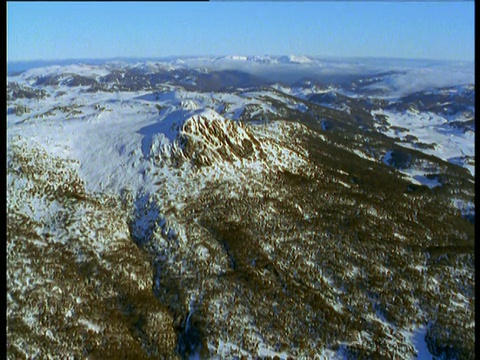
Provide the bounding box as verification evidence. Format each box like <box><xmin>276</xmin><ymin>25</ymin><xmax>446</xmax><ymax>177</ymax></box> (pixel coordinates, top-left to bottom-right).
<box><xmin>373</xmin><ymin>109</ymin><xmax>474</xmax><ymax>176</ymax></box>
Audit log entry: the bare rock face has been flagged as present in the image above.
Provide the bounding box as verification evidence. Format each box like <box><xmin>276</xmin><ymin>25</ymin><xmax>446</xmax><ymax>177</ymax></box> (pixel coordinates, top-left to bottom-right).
<box><xmin>148</xmin><ymin>109</ymin><xmax>310</xmax><ymax>174</ymax></box>
<box><xmin>178</xmin><ymin>112</ymin><xmax>262</xmax><ymax>166</ymax></box>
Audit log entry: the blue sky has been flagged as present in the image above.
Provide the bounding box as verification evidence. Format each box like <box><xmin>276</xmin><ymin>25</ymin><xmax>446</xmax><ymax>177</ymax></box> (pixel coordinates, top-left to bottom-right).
<box><xmin>7</xmin><ymin>1</ymin><xmax>475</xmax><ymax>62</ymax></box>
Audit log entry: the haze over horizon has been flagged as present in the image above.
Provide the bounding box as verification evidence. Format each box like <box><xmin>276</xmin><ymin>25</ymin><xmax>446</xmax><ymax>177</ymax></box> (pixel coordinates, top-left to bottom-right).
<box><xmin>7</xmin><ymin>1</ymin><xmax>475</xmax><ymax>63</ymax></box>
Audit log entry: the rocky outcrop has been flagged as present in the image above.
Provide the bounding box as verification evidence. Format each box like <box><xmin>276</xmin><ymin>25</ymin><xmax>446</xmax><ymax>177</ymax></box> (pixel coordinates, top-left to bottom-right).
<box><xmin>7</xmin><ymin>82</ymin><xmax>48</xmax><ymax>101</ymax></box>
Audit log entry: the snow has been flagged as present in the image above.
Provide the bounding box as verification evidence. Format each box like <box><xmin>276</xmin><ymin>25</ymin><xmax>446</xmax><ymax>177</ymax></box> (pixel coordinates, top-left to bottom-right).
<box><xmin>9</xmin><ymin>64</ymin><xmax>110</xmax><ymax>84</ymax></box>
<box><xmin>412</xmin><ymin>175</ymin><xmax>442</xmax><ymax>189</ymax></box>
<box><xmin>338</xmin><ymin>180</ymin><xmax>351</xmax><ymax>188</ymax></box>
<box><xmin>282</xmin><ymin>55</ymin><xmax>314</xmax><ymax>64</ymax></box>
<box><xmin>373</xmin><ymin>109</ymin><xmax>475</xmax><ymax>176</ymax></box>
<box><xmin>7</xmin><ymin>77</ymin><xmax>317</xmax><ymax>321</ymax></box>
<box><xmin>411</xmin><ymin>327</ymin><xmax>433</xmax><ymax>360</ymax></box>
<box><xmin>352</xmin><ymin>149</ymin><xmax>376</xmax><ymax>162</ymax></box>
<box><xmin>78</xmin><ymin>318</ymin><xmax>103</xmax><ymax>333</ymax></box>
<box><xmin>7</xmin><ymin>61</ymin><xmax>474</xmax><ymax>359</ymax></box>
<box><xmin>242</xmin><ymin>89</ymin><xmax>311</xmax><ymax>114</ymax></box>
<box><xmin>257</xmin><ymin>344</ymin><xmax>291</xmax><ymax>359</ymax></box>
<box><xmin>382</xmin><ymin>148</ymin><xmax>446</xmax><ymax>189</ymax></box>
<box><xmin>8</xmin><ymin>86</ymin><xmax>185</xmax><ymax>197</ymax></box>
<box><xmin>210</xmin><ymin>340</ymin><xmax>251</xmax><ymax>358</ymax></box>
<box><xmin>225</xmin><ymin>55</ymin><xmax>249</xmax><ymax>61</ymax></box>
<box><xmin>451</xmin><ymin>198</ymin><xmax>475</xmax><ymax>221</ymax></box>
<box><xmin>398</xmin><ymin>167</ymin><xmax>443</xmax><ymax>189</ymax></box>
<box><xmin>188</xmin><ymin>352</ymin><xmax>201</xmax><ymax>360</ymax></box>
<box><xmin>383</xmin><ymin>150</ymin><xmax>393</xmax><ymax>165</ymax></box>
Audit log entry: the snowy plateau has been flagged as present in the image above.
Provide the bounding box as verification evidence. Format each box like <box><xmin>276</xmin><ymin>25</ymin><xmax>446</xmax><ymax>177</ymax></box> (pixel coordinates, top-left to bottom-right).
<box><xmin>6</xmin><ymin>56</ymin><xmax>475</xmax><ymax>359</ymax></box>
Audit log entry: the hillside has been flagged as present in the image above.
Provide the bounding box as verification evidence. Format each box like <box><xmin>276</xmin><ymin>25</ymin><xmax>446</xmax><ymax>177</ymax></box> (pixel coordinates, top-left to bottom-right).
<box><xmin>7</xmin><ymin>59</ymin><xmax>475</xmax><ymax>359</ymax></box>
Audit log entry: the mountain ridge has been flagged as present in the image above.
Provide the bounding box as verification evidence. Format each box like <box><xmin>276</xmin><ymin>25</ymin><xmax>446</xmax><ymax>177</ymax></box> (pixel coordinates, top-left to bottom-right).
<box><xmin>7</xmin><ymin>59</ymin><xmax>475</xmax><ymax>359</ymax></box>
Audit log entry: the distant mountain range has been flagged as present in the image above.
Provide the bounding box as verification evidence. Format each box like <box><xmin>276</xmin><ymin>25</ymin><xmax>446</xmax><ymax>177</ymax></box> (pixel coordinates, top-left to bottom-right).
<box><xmin>8</xmin><ymin>55</ymin><xmax>474</xmax><ymax>91</ymax></box>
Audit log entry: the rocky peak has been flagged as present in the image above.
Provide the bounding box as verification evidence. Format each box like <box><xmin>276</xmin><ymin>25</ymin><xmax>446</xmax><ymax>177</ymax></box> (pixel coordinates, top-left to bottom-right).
<box><xmin>178</xmin><ymin>111</ymin><xmax>262</xmax><ymax>166</ymax></box>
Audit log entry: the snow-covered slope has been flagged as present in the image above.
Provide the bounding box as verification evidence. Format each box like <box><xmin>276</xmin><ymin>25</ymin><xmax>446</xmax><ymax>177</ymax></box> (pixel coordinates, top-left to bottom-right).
<box><xmin>7</xmin><ymin>60</ymin><xmax>475</xmax><ymax>359</ymax></box>
<box><xmin>373</xmin><ymin>109</ymin><xmax>475</xmax><ymax>176</ymax></box>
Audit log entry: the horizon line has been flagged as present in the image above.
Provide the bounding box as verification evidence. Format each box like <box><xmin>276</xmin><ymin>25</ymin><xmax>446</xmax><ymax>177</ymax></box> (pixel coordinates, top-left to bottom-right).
<box><xmin>7</xmin><ymin>54</ymin><xmax>475</xmax><ymax>65</ymax></box>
